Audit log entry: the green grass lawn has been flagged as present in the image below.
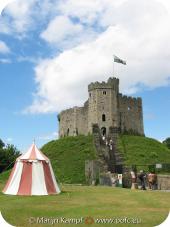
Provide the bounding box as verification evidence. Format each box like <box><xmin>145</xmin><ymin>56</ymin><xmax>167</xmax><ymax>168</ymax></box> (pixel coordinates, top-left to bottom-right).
<box><xmin>118</xmin><ymin>135</ymin><xmax>170</xmax><ymax>165</ymax></box>
<box><xmin>0</xmin><ymin>181</ymin><xmax>169</xmax><ymax>227</ymax></box>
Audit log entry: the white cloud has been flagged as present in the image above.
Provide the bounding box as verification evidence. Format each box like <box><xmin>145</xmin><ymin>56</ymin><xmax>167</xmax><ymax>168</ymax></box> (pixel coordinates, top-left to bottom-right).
<box><xmin>39</xmin><ymin>0</ymin><xmax>123</xmax><ymax>47</ymax></box>
<box><xmin>40</xmin><ymin>15</ymin><xmax>83</xmax><ymax>46</ymax></box>
<box><xmin>40</xmin><ymin>15</ymin><xmax>98</xmax><ymax>49</ymax></box>
<box><xmin>4</xmin><ymin>0</ymin><xmax>35</xmax><ymax>35</ymax></box>
<box><xmin>157</xmin><ymin>0</ymin><xmax>170</xmax><ymax>13</ymax></box>
<box><xmin>58</xmin><ymin>0</ymin><xmax>126</xmax><ymax>25</ymax></box>
<box><xmin>0</xmin><ymin>0</ymin><xmax>57</xmax><ymax>36</ymax></box>
<box><xmin>0</xmin><ymin>58</ymin><xmax>11</xmax><ymax>63</ymax></box>
<box><xmin>0</xmin><ymin>0</ymin><xmax>15</xmax><ymax>14</ymax></box>
<box><xmin>0</xmin><ymin>40</ymin><xmax>10</xmax><ymax>53</ymax></box>
<box><xmin>58</xmin><ymin>0</ymin><xmax>106</xmax><ymax>25</ymax></box>
<box><xmin>25</xmin><ymin>18</ymin><xmax>170</xmax><ymax>114</ymax></box>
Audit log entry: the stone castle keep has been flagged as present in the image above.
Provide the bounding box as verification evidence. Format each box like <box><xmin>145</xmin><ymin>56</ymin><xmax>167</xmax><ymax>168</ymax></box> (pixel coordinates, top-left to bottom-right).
<box><xmin>58</xmin><ymin>77</ymin><xmax>144</xmax><ymax>137</ymax></box>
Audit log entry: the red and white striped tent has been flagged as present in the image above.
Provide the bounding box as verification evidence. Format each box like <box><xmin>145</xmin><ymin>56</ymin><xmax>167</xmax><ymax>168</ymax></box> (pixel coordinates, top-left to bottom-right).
<box><xmin>3</xmin><ymin>143</ymin><xmax>61</xmax><ymax>195</ymax></box>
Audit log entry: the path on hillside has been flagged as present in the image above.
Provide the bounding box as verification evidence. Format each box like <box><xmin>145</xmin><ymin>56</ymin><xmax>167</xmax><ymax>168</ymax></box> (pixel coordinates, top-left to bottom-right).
<box><xmin>92</xmin><ymin>124</ymin><xmax>124</xmax><ymax>173</ymax></box>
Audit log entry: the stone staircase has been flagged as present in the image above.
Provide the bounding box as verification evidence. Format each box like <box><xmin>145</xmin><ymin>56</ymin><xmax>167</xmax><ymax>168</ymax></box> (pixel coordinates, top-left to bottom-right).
<box><xmin>108</xmin><ymin>127</ymin><xmax>124</xmax><ymax>168</ymax></box>
<box><xmin>92</xmin><ymin>124</ymin><xmax>124</xmax><ymax>174</ymax></box>
<box><xmin>92</xmin><ymin>124</ymin><xmax>109</xmax><ymax>172</ymax></box>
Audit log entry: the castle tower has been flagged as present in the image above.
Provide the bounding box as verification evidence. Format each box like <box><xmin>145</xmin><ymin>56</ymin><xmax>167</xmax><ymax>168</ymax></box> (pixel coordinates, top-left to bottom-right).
<box><xmin>87</xmin><ymin>78</ymin><xmax>119</xmax><ymax>136</ymax></box>
<box><xmin>58</xmin><ymin>77</ymin><xmax>144</xmax><ymax>138</ymax></box>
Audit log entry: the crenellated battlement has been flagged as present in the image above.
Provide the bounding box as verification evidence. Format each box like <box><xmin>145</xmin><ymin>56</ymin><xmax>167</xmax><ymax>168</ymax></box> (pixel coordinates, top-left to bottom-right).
<box><xmin>119</xmin><ymin>94</ymin><xmax>142</xmax><ymax>106</ymax></box>
<box><xmin>88</xmin><ymin>77</ymin><xmax>119</xmax><ymax>91</ymax></box>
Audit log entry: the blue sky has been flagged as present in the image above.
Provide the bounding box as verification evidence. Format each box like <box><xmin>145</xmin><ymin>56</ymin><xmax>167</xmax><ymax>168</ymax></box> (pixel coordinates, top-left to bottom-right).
<box><xmin>0</xmin><ymin>0</ymin><xmax>170</xmax><ymax>152</ymax></box>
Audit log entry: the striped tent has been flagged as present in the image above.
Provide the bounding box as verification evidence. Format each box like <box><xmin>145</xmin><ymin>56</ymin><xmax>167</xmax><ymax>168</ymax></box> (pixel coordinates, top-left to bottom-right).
<box><xmin>3</xmin><ymin>143</ymin><xmax>60</xmax><ymax>195</ymax></box>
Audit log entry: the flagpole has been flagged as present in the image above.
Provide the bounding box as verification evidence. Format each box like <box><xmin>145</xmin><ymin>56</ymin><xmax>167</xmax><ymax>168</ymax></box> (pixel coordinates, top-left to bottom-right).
<box><xmin>113</xmin><ymin>55</ymin><xmax>115</xmax><ymax>76</ymax></box>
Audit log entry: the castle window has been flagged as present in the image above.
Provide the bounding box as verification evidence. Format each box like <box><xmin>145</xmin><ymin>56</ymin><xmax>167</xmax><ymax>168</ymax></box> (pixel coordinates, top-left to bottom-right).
<box><xmin>103</xmin><ymin>91</ymin><xmax>107</xmax><ymax>95</ymax></box>
<box><xmin>67</xmin><ymin>128</ymin><xmax>69</xmax><ymax>136</ymax></box>
<box><xmin>128</xmin><ymin>106</ymin><xmax>131</xmax><ymax>111</ymax></box>
<box><xmin>102</xmin><ymin>114</ymin><xmax>106</xmax><ymax>122</ymax></box>
<box><xmin>89</xmin><ymin>93</ymin><xmax>91</xmax><ymax>97</ymax></box>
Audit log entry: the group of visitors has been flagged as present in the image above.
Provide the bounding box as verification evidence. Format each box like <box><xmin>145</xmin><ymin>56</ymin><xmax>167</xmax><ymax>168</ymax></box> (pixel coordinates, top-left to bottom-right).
<box><xmin>131</xmin><ymin>170</ymin><xmax>157</xmax><ymax>190</ymax></box>
<box><xmin>102</xmin><ymin>135</ymin><xmax>113</xmax><ymax>150</ymax></box>
<box><xmin>101</xmin><ymin>134</ymin><xmax>158</xmax><ymax>190</ymax></box>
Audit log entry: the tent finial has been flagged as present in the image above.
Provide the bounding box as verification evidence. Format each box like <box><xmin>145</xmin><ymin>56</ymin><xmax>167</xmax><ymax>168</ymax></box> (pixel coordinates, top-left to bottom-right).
<box><xmin>33</xmin><ymin>138</ymin><xmax>35</xmax><ymax>144</ymax></box>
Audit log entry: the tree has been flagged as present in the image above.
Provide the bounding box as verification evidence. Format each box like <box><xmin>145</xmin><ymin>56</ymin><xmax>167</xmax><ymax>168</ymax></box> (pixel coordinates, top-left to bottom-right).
<box><xmin>163</xmin><ymin>137</ymin><xmax>170</xmax><ymax>149</ymax></box>
<box><xmin>0</xmin><ymin>139</ymin><xmax>21</xmax><ymax>173</ymax></box>
<box><xmin>0</xmin><ymin>139</ymin><xmax>5</xmax><ymax>149</ymax></box>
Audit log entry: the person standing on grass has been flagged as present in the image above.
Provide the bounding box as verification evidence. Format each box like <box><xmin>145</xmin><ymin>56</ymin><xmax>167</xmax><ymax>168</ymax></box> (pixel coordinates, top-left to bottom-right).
<box><xmin>138</xmin><ymin>170</ymin><xmax>146</xmax><ymax>190</ymax></box>
<box><xmin>148</xmin><ymin>172</ymin><xmax>157</xmax><ymax>190</ymax></box>
<box><xmin>131</xmin><ymin>170</ymin><xmax>137</xmax><ymax>183</ymax></box>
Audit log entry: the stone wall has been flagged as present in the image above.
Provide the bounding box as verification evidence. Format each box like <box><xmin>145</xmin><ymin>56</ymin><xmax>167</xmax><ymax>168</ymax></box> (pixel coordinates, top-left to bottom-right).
<box><xmin>85</xmin><ymin>160</ymin><xmax>99</xmax><ymax>185</ymax></box>
<box><xmin>59</xmin><ymin>108</ymin><xmax>76</xmax><ymax>137</ymax></box>
<box><xmin>118</xmin><ymin>94</ymin><xmax>144</xmax><ymax>135</ymax></box>
<box><xmin>157</xmin><ymin>175</ymin><xmax>170</xmax><ymax>190</ymax></box>
<box><xmin>59</xmin><ymin>102</ymin><xmax>88</xmax><ymax>137</ymax></box>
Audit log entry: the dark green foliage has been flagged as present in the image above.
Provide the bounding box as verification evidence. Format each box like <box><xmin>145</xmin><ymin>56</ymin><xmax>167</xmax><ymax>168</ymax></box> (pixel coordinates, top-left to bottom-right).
<box><xmin>0</xmin><ymin>140</ymin><xmax>20</xmax><ymax>173</ymax></box>
<box><xmin>122</xmin><ymin>172</ymin><xmax>132</xmax><ymax>188</ymax></box>
<box><xmin>0</xmin><ymin>139</ymin><xmax>5</xmax><ymax>148</ymax></box>
<box><xmin>156</xmin><ymin>163</ymin><xmax>170</xmax><ymax>174</ymax></box>
<box><xmin>41</xmin><ymin>135</ymin><xmax>96</xmax><ymax>184</ymax></box>
<box><xmin>0</xmin><ymin>170</ymin><xmax>10</xmax><ymax>184</ymax></box>
<box><xmin>148</xmin><ymin>165</ymin><xmax>156</xmax><ymax>173</ymax></box>
<box><xmin>163</xmin><ymin>137</ymin><xmax>170</xmax><ymax>149</ymax></box>
<box><xmin>149</xmin><ymin>152</ymin><xmax>158</xmax><ymax>159</ymax></box>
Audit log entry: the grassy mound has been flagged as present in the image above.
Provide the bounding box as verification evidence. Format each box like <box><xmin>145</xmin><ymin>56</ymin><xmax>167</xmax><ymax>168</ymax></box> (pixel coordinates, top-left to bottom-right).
<box><xmin>1</xmin><ymin>135</ymin><xmax>169</xmax><ymax>186</ymax></box>
<box><xmin>42</xmin><ymin>134</ymin><xmax>170</xmax><ymax>183</ymax></box>
<box><xmin>41</xmin><ymin>135</ymin><xmax>96</xmax><ymax>184</ymax></box>
<box><xmin>118</xmin><ymin>135</ymin><xmax>170</xmax><ymax>165</ymax></box>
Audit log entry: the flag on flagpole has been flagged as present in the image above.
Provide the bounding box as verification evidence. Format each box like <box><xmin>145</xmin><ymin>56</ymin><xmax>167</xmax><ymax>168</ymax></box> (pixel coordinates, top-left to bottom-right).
<box><xmin>114</xmin><ymin>55</ymin><xmax>126</xmax><ymax>65</ymax></box>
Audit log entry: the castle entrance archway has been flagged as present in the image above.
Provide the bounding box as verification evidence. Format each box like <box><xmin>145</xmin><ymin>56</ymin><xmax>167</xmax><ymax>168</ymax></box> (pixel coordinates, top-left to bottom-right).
<box><xmin>101</xmin><ymin>127</ymin><xmax>106</xmax><ymax>136</ymax></box>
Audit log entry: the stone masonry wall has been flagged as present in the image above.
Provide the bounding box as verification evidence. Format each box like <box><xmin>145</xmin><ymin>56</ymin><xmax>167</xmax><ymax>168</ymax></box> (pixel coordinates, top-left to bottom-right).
<box><xmin>157</xmin><ymin>175</ymin><xmax>170</xmax><ymax>190</ymax></box>
<box><xmin>118</xmin><ymin>94</ymin><xmax>144</xmax><ymax>135</ymax></box>
<box><xmin>59</xmin><ymin>102</ymin><xmax>88</xmax><ymax>137</ymax></box>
